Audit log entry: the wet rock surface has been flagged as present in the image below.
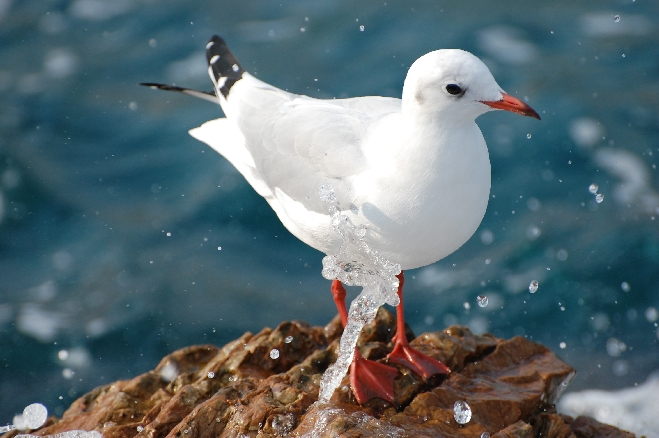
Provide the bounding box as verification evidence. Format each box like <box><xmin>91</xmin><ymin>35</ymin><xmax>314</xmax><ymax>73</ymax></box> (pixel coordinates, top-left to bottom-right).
<box><xmin>4</xmin><ymin>309</ymin><xmax>635</xmax><ymax>437</ymax></box>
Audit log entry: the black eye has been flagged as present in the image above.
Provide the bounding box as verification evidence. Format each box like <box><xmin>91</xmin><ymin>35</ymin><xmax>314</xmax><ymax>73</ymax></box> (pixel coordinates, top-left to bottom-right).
<box><xmin>445</xmin><ymin>84</ymin><xmax>463</xmax><ymax>95</ymax></box>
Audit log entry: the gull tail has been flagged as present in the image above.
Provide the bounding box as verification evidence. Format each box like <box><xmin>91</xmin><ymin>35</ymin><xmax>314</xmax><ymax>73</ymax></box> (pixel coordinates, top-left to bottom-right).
<box><xmin>206</xmin><ymin>35</ymin><xmax>245</xmax><ymax>98</ymax></box>
<box><xmin>139</xmin><ymin>83</ymin><xmax>219</xmax><ymax>104</ymax></box>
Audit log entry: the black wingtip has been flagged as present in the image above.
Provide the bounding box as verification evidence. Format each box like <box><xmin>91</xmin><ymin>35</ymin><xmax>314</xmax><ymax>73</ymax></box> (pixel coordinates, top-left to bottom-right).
<box><xmin>140</xmin><ymin>82</ymin><xmax>169</xmax><ymax>90</ymax></box>
<box><xmin>139</xmin><ymin>82</ymin><xmax>219</xmax><ymax>104</ymax></box>
<box><xmin>205</xmin><ymin>35</ymin><xmax>244</xmax><ymax>98</ymax></box>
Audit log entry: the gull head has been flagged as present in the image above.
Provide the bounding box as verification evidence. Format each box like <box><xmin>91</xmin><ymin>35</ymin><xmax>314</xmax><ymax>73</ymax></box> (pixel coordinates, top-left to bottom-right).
<box><xmin>403</xmin><ymin>49</ymin><xmax>540</xmax><ymax>121</ymax></box>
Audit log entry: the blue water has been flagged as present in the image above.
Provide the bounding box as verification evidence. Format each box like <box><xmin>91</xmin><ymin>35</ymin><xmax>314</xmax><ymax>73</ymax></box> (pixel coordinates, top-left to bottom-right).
<box><xmin>1</xmin><ymin>0</ymin><xmax>658</xmax><ymax>422</ymax></box>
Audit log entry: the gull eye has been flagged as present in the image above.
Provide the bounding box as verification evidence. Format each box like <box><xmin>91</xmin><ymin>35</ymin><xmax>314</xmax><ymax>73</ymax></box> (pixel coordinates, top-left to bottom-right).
<box><xmin>445</xmin><ymin>84</ymin><xmax>463</xmax><ymax>96</ymax></box>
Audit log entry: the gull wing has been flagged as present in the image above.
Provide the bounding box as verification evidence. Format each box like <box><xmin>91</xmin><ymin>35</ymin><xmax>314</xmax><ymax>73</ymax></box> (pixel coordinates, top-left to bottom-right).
<box><xmin>214</xmin><ymin>73</ymin><xmax>400</xmax><ymax>214</ymax></box>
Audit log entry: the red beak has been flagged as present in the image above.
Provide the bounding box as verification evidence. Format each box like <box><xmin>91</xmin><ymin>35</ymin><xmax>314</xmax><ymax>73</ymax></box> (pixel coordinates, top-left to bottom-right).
<box><xmin>481</xmin><ymin>93</ymin><xmax>541</xmax><ymax>120</ymax></box>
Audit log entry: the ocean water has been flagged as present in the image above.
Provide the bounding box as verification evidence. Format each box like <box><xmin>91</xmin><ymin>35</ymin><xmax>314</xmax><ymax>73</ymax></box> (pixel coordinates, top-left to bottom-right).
<box><xmin>1</xmin><ymin>0</ymin><xmax>658</xmax><ymax>432</ymax></box>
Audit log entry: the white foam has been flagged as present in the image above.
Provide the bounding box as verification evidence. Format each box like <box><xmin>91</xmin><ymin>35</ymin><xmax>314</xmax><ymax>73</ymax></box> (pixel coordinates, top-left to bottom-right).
<box><xmin>477</xmin><ymin>26</ymin><xmax>538</xmax><ymax>65</ymax></box>
<box><xmin>68</xmin><ymin>0</ymin><xmax>132</xmax><ymax>21</ymax></box>
<box><xmin>43</xmin><ymin>48</ymin><xmax>79</xmax><ymax>79</ymax></box>
<box><xmin>16</xmin><ymin>303</ymin><xmax>67</xmax><ymax>343</ymax></box>
<box><xmin>58</xmin><ymin>347</ymin><xmax>92</xmax><ymax>369</ymax></box>
<box><xmin>581</xmin><ymin>12</ymin><xmax>653</xmax><ymax>38</ymax></box>
<box><xmin>569</xmin><ymin>118</ymin><xmax>603</xmax><ymax>148</ymax></box>
<box><xmin>594</xmin><ymin>148</ymin><xmax>659</xmax><ymax>214</ymax></box>
<box><xmin>558</xmin><ymin>372</ymin><xmax>659</xmax><ymax>437</ymax></box>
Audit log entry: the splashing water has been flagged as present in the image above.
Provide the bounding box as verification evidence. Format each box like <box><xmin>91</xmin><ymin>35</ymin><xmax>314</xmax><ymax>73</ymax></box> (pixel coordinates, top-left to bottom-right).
<box><xmin>1</xmin><ymin>403</ymin><xmax>49</xmax><ymax>433</ymax></box>
<box><xmin>317</xmin><ymin>184</ymin><xmax>400</xmax><ymax>402</ymax></box>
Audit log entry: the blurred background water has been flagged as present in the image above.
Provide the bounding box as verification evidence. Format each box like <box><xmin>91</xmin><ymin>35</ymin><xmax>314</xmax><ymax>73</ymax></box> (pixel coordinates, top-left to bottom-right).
<box><xmin>1</xmin><ymin>0</ymin><xmax>658</xmax><ymax>434</ymax></box>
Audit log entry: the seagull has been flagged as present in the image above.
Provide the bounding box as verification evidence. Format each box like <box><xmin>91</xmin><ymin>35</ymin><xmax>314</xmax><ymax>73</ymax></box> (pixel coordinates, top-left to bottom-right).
<box><xmin>142</xmin><ymin>35</ymin><xmax>539</xmax><ymax>405</ymax></box>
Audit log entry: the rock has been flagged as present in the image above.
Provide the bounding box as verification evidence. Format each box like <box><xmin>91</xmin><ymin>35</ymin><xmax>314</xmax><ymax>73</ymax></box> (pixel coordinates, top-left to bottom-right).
<box><xmin>3</xmin><ymin>309</ymin><xmax>635</xmax><ymax>438</ymax></box>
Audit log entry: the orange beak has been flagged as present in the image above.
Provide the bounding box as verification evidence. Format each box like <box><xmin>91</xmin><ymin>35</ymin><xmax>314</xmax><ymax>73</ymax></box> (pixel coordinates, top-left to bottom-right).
<box><xmin>481</xmin><ymin>93</ymin><xmax>541</xmax><ymax>120</ymax></box>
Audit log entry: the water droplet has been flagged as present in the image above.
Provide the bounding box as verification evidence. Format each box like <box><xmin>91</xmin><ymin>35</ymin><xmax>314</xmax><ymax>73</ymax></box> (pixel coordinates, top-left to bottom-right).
<box><xmin>595</xmin><ymin>193</ymin><xmax>604</xmax><ymax>203</ymax></box>
<box><xmin>621</xmin><ymin>282</ymin><xmax>630</xmax><ymax>292</ymax></box>
<box><xmin>136</xmin><ymin>425</ymin><xmax>144</xmax><ymax>433</ymax></box>
<box><xmin>645</xmin><ymin>307</ymin><xmax>658</xmax><ymax>322</ymax></box>
<box><xmin>217</xmin><ymin>246</ymin><xmax>222</xmax><ymax>250</ymax></box>
<box><xmin>463</xmin><ymin>302</ymin><xmax>471</xmax><ymax>310</ymax></box>
<box><xmin>231</xmin><ymin>64</ymin><xmax>240</xmax><ymax>72</ymax></box>
<box><xmin>612</xmin><ymin>359</ymin><xmax>629</xmax><ymax>376</ymax></box>
<box><xmin>270</xmin><ymin>348</ymin><xmax>280</xmax><ymax>359</ymax></box>
<box><xmin>529</xmin><ymin>280</ymin><xmax>539</xmax><ymax>293</ymax></box>
<box><xmin>23</xmin><ymin>403</ymin><xmax>48</xmax><ymax>429</ymax></box>
<box><xmin>207</xmin><ymin>371</ymin><xmax>215</xmax><ymax>379</ymax></box>
<box><xmin>481</xmin><ymin>433</ymin><xmax>490</xmax><ymax>438</ymax></box>
<box><xmin>166</xmin><ymin>232</ymin><xmax>171</xmax><ymax>237</ymax></box>
<box><xmin>526</xmin><ymin>225</ymin><xmax>541</xmax><ymax>240</ymax></box>
<box><xmin>588</xmin><ymin>183</ymin><xmax>599</xmax><ymax>194</ymax></box>
<box><xmin>476</xmin><ymin>295</ymin><xmax>488</xmax><ymax>308</ymax></box>
<box><xmin>559</xmin><ymin>342</ymin><xmax>566</xmax><ymax>349</ymax></box>
<box><xmin>606</xmin><ymin>337</ymin><xmax>626</xmax><ymax>357</ymax></box>
<box><xmin>480</xmin><ymin>229</ymin><xmax>494</xmax><ymax>245</ymax></box>
<box><xmin>453</xmin><ymin>400</ymin><xmax>472</xmax><ymax>424</ymax></box>
<box><xmin>359</xmin><ymin>25</ymin><xmax>365</xmax><ymax>31</ymax></box>
<box><xmin>184</xmin><ymin>429</ymin><xmax>189</xmax><ymax>434</ymax></box>
<box><xmin>613</xmin><ymin>15</ymin><xmax>620</xmax><ymax>22</ymax></box>
<box><xmin>526</xmin><ymin>133</ymin><xmax>532</xmax><ymax>139</ymax></box>
<box><xmin>284</xmin><ymin>335</ymin><xmax>293</xmax><ymax>343</ymax></box>
<box><xmin>159</xmin><ymin>362</ymin><xmax>178</xmax><ymax>382</ymax></box>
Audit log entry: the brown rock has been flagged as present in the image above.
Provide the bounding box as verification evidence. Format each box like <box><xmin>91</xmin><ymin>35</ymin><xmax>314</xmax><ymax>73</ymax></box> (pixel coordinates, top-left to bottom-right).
<box><xmin>4</xmin><ymin>309</ymin><xmax>636</xmax><ymax>438</ymax></box>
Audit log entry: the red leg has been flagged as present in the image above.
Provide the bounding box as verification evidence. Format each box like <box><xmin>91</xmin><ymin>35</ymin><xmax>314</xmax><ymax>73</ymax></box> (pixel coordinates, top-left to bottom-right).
<box><xmin>386</xmin><ymin>272</ymin><xmax>451</xmax><ymax>379</ymax></box>
<box><xmin>331</xmin><ymin>280</ymin><xmax>398</xmax><ymax>405</ymax></box>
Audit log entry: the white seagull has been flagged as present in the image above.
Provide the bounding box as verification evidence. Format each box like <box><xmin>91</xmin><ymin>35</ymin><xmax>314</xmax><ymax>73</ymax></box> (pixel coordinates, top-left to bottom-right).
<box><xmin>142</xmin><ymin>35</ymin><xmax>539</xmax><ymax>405</ymax></box>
